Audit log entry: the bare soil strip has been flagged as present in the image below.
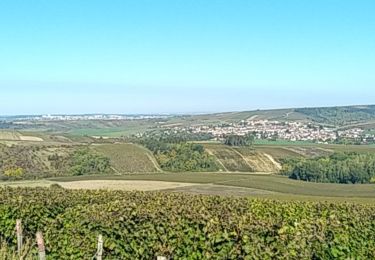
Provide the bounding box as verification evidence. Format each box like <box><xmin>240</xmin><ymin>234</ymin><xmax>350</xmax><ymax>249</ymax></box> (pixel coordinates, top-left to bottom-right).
<box><xmin>19</xmin><ymin>136</ymin><xmax>44</xmax><ymax>142</ymax></box>
<box><xmin>58</xmin><ymin>180</ymin><xmax>198</xmax><ymax>191</ymax></box>
<box><xmin>0</xmin><ymin>180</ymin><xmax>276</xmax><ymax>196</ymax></box>
<box><xmin>263</xmin><ymin>153</ymin><xmax>282</xmax><ymax>170</ymax></box>
<box><xmin>206</xmin><ymin>149</ymin><xmax>229</xmax><ymax>172</ymax></box>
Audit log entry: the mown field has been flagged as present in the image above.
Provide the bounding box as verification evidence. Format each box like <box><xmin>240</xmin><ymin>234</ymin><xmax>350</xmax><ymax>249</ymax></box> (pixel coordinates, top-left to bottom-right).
<box><xmin>48</xmin><ymin>173</ymin><xmax>375</xmax><ymax>201</ymax></box>
<box><xmin>0</xmin><ymin>187</ymin><xmax>374</xmax><ymax>259</ymax></box>
<box><xmin>93</xmin><ymin>143</ymin><xmax>160</xmax><ymax>173</ymax></box>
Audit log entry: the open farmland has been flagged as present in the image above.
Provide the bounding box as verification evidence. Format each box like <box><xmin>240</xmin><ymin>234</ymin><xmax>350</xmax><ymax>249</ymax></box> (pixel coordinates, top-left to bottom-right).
<box><xmin>0</xmin><ymin>130</ymin><xmax>43</xmax><ymax>142</ymax></box>
<box><xmin>93</xmin><ymin>143</ymin><xmax>160</xmax><ymax>173</ymax></box>
<box><xmin>47</xmin><ymin>172</ymin><xmax>375</xmax><ymax>201</ymax></box>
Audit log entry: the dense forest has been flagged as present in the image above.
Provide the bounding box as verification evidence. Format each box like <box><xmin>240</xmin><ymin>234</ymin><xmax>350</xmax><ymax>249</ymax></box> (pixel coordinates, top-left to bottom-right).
<box><xmin>281</xmin><ymin>152</ymin><xmax>375</xmax><ymax>184</ymax></box>
<box><xmin>134</xmin><ymin>134</ymin><xmax>218</xmax><ymax>172</ymax></box>
<box><xmin>295</xmin><ymin>105</ymin><xmax>375</xmax><ymax>126</ymax></box>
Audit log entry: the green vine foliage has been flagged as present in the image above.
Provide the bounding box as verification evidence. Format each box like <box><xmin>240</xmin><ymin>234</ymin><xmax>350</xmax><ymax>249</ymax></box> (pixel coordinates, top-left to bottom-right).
<box><xmin>0</xmin><ymin>187</ymin><xmax>374</xmax><ymax>259</ymax></box>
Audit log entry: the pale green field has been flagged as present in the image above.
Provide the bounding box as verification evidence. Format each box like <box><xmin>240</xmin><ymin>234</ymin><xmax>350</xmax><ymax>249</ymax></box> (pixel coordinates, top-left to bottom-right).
<box><xmin>41</xmin><ymin>173</ymin><xmax>375</xmax><ymax>202</ymax></box>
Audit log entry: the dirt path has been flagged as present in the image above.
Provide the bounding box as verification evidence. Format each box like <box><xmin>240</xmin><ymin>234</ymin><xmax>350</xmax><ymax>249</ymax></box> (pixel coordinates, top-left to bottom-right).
<box><xmin>58</xmin><ymin>180</ymin><xmax>197</xmax><ymax>191</ymax></box>
<box><xmin>285</xmin><ymin>112</ymin><xmax>293</xmax><ymax>118</ymax></box>
<box><xmin>230</xmin><ymin>148</ymin><xmax>256</xmax><ymax>171</ymax></box>
<box><xmin>206</xmin><ymin>149</ymin><xmax>229</xmax><ymax>172</ymax></box>
<box><xmin>263</xmin><ymin>153</ymin><xmax>282</xmax><ymax>170</ymax></box>
<box><xmin>247</xmin><ymin>115</ymin><xmax>258</xmax><ymax>121</ymax></box>
<box><xmin>133</xmin><ymin>144</ymin><xmax>163</xmax><ymax>172</ymax></box>
<box><xmin>111</xmin><ymin>166</ymin><xmax>121</xmax><ymax>175</ymax></box>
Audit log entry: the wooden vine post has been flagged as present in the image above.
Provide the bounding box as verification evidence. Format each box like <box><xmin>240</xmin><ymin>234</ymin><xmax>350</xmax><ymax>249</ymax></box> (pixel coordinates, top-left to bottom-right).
<box><xmin>157</xmin><ymin>256</ymin><xmax>167</xmax><ymax>260</ymax></box>
<box><xmin>36</xmin><ymin>231</ymin><xmax>46</xmax><ymax>260</ymax></box>
<box><xmin>16</xmin><ymin>219</ymin><xmax>23</xmax><ymax>254</ymax></box>
<box><xmin>97</xmin><ymin>234</ymin><xmax>103</xmax><ymax>260</ymax></box>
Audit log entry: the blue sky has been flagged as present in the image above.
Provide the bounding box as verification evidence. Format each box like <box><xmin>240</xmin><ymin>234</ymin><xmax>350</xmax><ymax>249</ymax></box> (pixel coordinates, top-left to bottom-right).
<box><xmin>0</xmin><ymin>0</ymin><xmax>374</xmax><ymax>115</ymax></box>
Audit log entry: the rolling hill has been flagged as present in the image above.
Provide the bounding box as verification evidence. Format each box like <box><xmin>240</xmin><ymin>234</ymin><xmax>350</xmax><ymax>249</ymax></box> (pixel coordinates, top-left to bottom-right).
<box><xmin>93</xmin><ymin>143</ymin><xmax>161</xmax><ymax>173</ymax></box>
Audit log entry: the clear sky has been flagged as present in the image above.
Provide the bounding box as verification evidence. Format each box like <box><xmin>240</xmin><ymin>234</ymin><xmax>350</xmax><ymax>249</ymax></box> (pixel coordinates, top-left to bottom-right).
<box><xmin>1</xmin><ymin>0</ymin><xmax>374</xmax><ymax>115</ymax></box>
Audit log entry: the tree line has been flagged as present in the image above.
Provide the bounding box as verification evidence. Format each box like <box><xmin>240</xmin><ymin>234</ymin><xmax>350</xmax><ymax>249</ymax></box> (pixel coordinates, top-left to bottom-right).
<box><xmin>223</xmin><ymin>133</ymin><xmax>255</xmax><ymax>146</ymax></box>
<box><xmin>281</xmin><ymin>152</ymin><xmax>375</xmax><ymax>184</ymax></box>
<box><xmin>134</xmin><ymin>135</ymin><xmax>218</xmax><ymax>172</ymax></box>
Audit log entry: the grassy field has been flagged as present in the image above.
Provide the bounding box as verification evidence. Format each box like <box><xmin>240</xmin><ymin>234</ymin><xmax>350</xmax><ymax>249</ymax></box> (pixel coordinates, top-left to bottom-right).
<box><xmin>46</xmin><ymin>173</ymin><xmax>375</xmax><ymax>201</ymax></box>
<box><xmin>93</xmin><ymin>143</ymin><xmax>160</xmax><ymax>173</ymax></box>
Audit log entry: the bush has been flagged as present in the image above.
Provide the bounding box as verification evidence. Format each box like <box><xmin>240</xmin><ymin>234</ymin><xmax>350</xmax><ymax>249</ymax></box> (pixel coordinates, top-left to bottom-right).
<box><xmin>68</xmin><ymin>149</ymin><xmax>111</xmax><ymax>176</ymax></box>
<box><xmin>3</xmin><ymin>167</ymin><xmax>25</xmax><ymax>180</ymax></box>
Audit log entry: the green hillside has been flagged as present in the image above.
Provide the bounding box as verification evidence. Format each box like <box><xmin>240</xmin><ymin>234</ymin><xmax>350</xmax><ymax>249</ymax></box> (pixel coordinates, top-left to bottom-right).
<box><xmin>93</xmin><ymin>143</ymin><xmax>160</xmax><ymax>173</ymax></box>
<box><xmin>295</xmin><ymin>105</ymin><xmax>375</xmax><ymax>126</ymax></box>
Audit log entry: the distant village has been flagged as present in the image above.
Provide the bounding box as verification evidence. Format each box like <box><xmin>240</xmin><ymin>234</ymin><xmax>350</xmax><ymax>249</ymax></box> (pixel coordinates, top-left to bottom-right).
<box><xmin>166</xmin><ymin>120</ymin><xmax>375</xmax><ymax>144</ymax></box>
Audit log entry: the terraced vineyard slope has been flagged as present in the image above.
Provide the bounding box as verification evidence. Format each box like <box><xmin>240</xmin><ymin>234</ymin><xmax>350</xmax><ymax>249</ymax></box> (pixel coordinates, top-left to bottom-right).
<box><xmin>93</xmin><ymin>143</ymin><xmax>160</xmax><ymax>173</ymax></box>
<box><xmin>204</xmin><ymin>144</ymin><xmax>281</xmax><ymax>172</ymax></box>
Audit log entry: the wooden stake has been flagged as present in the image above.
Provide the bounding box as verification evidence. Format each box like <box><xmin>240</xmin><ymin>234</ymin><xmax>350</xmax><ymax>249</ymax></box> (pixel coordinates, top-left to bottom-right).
<box><xmin>36</xmin><ymin>232</ymin><xmax>46</xmax><ymax>260</ymax></box>
<box><xmin>16</xmin><ymin>219</ymin><xmax>23</xmax><ymax>254</ymax></box>
<box><xmin>157</xmin><ymin>257</ymin><xmax>167</xmax><ymax>260</ymax></box>
<box><xmin>97</xmin><ymin>234</ymin><xmax>103</xmax><ymax>260</ymax></box>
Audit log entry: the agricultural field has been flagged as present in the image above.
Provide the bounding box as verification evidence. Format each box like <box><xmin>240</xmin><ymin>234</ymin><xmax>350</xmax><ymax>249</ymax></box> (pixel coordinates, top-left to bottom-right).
<box><xmin>234</xmin><ymin>147</ymin><xmax>281</xmax><ymax>172</ymax></box>
<box><xmin>93</xmin><ymin>143</ymin><xmax>160</xmax><ymax>173</ymax></box>
<box><xmin>203</xmin><ymin>144</ymin><xmax>307</xmax><ymax>173</ymax></box>
<box><xmin>204</xmin><ymin>144</ymin><xmax>253</xmax><ymax>172</ymax></box>
<box><xmin>252</xmin><ymin>145</ymin><xmax>302</xmax><ymax>160</ymax></box>
<box><xmin>0</xmin><ymin>187</ymin><xmax>374</xmax><ymax>259</ymax></box>
<box><xmin>45</xmin><ymin>172</ymin><xmax>375</xmax><ymax>201</ymax></box>
<box><xmin>254</xmin><ymin>142</ymin><xmax>375</xmax><ymax>158</ymax></box>
<box><xmin>0</xmin><ymin>130</ymin><xmax>43</xmax><ymax>142</ymax></box>
<box><xmin>16</xmin><ymin>119</ymin><xmax>160</xmax><ymax>138</ymax></box>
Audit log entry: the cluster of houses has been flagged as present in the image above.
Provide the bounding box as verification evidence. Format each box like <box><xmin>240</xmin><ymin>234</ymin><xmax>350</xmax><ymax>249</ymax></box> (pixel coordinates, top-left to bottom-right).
<box><xmin>167</xmin><ymin>120</ymin><xmax>375</xmax><ymax>144</ymax></box>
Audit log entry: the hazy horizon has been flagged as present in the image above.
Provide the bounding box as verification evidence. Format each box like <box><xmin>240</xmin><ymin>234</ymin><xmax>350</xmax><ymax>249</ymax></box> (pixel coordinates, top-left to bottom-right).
<box><xmin>1</xmin><ymin>0</ymin><xmax>374</xmax><ymax>114</ymax></box>
<box><xmin>1</xmin><ymin>102</ymin><xmax>375</xmax><ymax>117</ymax></box>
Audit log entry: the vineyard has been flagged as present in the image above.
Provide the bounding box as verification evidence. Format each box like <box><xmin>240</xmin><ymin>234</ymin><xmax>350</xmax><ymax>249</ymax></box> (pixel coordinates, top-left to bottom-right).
<box><xmin>93</xmin><ymin>143</ymin><xmax>159</xmax><ymax>173</ymax></box>
<box><xmin>0</xmin><ymin>187</ymin><xmax>374</xmax><ymax>259</ymax></box>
